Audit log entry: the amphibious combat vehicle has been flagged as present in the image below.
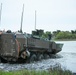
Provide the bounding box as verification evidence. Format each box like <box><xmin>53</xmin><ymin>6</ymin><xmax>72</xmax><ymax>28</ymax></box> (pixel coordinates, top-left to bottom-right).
<box><xmin>0</xmin><ymin>4</ymin><xmax>63</xmax><ymax>63</ymax></box>
<box><xmin>0</xmin><ymin>30</ymin><xmax>63</xmax><ymax>63</ymax></box>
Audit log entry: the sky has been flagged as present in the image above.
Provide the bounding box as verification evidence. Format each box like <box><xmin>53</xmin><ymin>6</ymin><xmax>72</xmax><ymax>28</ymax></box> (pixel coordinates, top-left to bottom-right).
<box><xmin>0</xmin><ymin>0</ymin><xmax>76</xmax><ymax>33</ymax></box>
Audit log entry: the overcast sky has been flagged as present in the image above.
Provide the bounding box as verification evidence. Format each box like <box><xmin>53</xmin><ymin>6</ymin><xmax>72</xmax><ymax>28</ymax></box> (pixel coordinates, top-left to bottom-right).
<box><xmin>0</xmin><ymin>0</ymin><xmax>76</xmax><ymax>33</ymax></box>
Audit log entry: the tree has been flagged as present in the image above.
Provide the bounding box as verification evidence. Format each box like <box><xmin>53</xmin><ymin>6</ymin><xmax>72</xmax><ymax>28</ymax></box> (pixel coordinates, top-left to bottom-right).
<box><xmin>42</xmin><ymin>31</ymin><xmax>52</xmax><ymax>40</ymax></box>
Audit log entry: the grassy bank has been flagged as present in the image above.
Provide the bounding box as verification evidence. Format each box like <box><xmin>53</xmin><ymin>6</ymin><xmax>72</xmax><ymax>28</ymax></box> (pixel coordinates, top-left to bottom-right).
<box><xmin>0</xmin><ymin>69</ymin><xmax>73</xmax><ymax>75</ymax></box>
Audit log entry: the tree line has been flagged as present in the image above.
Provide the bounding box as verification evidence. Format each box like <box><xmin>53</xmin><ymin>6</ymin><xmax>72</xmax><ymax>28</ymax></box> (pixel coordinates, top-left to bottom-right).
<box><xmin>53</xmin><ymin>30</ymin><xmax>76</xmax><ymax>40</ymax></box>
<box><xmin>32</xmin><ymin>29</ymin><xmax>76</xmax><ymax>40</ymax></box>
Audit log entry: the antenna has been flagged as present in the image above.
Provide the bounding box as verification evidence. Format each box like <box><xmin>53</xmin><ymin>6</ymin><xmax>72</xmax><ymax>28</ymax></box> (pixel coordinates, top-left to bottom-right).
<box><xmin>20</xmin><ymin>4</ymin><xmax>24</xmax><ymax>33</ymax></box>
<box><xmin>35</xmin><ymin>10</ymin><xmax>36</xmax><ymax>31</ymax></box>
<box><xmin>0</xmin><ymin>3</ymin><xmax>2</xmax><ymax>26</ymax></box>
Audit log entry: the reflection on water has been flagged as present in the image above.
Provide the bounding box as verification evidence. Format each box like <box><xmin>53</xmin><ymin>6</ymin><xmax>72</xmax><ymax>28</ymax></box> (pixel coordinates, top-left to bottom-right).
<box><xmin>55</xmin><ymin>41</ymin><xmax>76</xmax><ymax>73</ymax></box>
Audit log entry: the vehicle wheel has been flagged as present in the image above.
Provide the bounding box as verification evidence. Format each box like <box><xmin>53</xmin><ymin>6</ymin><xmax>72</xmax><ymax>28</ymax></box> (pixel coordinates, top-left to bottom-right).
<box><xmin>43</xmin><ymin>54</ymin><xmax>50</xmax><ymax>59</ymax></box>
<box><xmin>29</xmin><ymin>54</ymin><xmax>37</xmax><ymax>63</ymax></box>
<box><xmin>49</xmin><ymin>54</ymin><xmax>52</xmax><ymax>58</ymax></box>
<box><xmin>51</xmin><ymin>54</ymin><xmax>56</xmax><ymax>58</ymax></box>
<box><xmin>37</xmin><ymin>54</ymin><xmax>44</xmax><ymax>60</ymax></box>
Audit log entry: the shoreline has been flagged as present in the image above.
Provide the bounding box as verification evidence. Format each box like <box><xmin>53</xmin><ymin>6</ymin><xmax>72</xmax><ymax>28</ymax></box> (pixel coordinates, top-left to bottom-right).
<box><xmin>54</xmin><ymin>39</ymin><xmax>76</xmax><ymax>41</ymax></box>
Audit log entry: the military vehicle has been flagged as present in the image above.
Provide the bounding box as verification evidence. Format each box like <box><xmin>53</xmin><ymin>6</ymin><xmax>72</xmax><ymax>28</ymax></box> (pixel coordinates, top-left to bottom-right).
<box><xmin>0</xmin><ymin>4</ymin><xmax>63</xmax><ymax>63</ymax></box>
<box><xmin>0</xmin><ymin>30</ymin><xmax>63</xmax><ymax>63</ymax></box>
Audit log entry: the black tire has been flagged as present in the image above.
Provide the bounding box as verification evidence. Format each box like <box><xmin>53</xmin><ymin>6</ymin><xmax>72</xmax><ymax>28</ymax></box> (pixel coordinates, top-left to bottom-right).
<box><xmin>49</xmin><ymin>54</ymin><xmax>53</xmax><ymax>58</ymax></box>
<box><xmin>29</xmin><ymin>54</ymin><xmax>37</xmax><ymax>63</ymax></box>
<box><xmin>37</xmin><ymin>54</ymin><xmax>44</xmax><ymax>60</ymax></box>
<box><xmin>43</xmin><ymin>54</ymin><xmax>50</xmax><ymax>59</ymax></box>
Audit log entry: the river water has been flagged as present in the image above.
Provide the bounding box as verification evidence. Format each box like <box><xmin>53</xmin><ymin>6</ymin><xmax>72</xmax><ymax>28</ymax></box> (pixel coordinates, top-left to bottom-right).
<box><xmin>56</xmin><ymin>41</ymin><xmax>76</xmax><ymax>73</ymax></box>
<box><xmin>0</xmin><ymin>41</ymin><xmax>76</xmax><ymax>73</ymax></box>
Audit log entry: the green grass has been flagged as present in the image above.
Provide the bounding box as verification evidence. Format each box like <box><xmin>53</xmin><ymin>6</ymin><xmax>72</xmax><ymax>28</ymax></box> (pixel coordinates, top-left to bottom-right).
<box><xmin>0</xmin><ymin>69</ymin><xmax>73</xmax><ymax>75</ymax></box>
<box><xmin>0</xmin><ymin>70</ymin><xmax>49</xmax><ymax>75</ymax></box>
<box><xmin>49</xmin><ymin>68</ymin><xmax>73</xmax><ymax>75</ymax></box>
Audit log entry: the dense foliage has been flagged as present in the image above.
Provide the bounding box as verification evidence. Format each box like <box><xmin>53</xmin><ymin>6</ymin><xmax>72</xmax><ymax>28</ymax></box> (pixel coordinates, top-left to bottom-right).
<box><xmin>32</xmin><ymin>29</ymin><xmax>76</xmax><ymax>40</ymax></box>
<box><xmin>53</xmin><ymin>30</ymin><xmax>76</xmax><ymax>40</ymax></box>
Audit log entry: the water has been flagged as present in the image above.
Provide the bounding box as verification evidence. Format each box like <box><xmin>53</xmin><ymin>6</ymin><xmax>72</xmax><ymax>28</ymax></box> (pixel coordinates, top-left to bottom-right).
<box><xmin>0</xmin><ymin>41</ymin><xmax>76</xmax><ymax>73</ymax></box>
<box><xmin>56</xmin><ymin>41</ymin><xmax>76</xmax><ymax>73</ymax></box>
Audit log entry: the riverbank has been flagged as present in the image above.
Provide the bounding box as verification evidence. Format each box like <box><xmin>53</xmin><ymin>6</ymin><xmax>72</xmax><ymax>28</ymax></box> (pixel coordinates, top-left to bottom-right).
<box><xmin>54</xmin><ymin>39</ymin><xmax>76</xmax><ymax>41</ymax></box>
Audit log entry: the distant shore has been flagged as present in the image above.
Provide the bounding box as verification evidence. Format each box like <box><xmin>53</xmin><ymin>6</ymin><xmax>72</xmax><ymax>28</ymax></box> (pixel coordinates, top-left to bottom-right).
<box><xmin>54</xmin><ymin>39</ymin><xmax>76</xmax><ymax>41</ymax></box>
